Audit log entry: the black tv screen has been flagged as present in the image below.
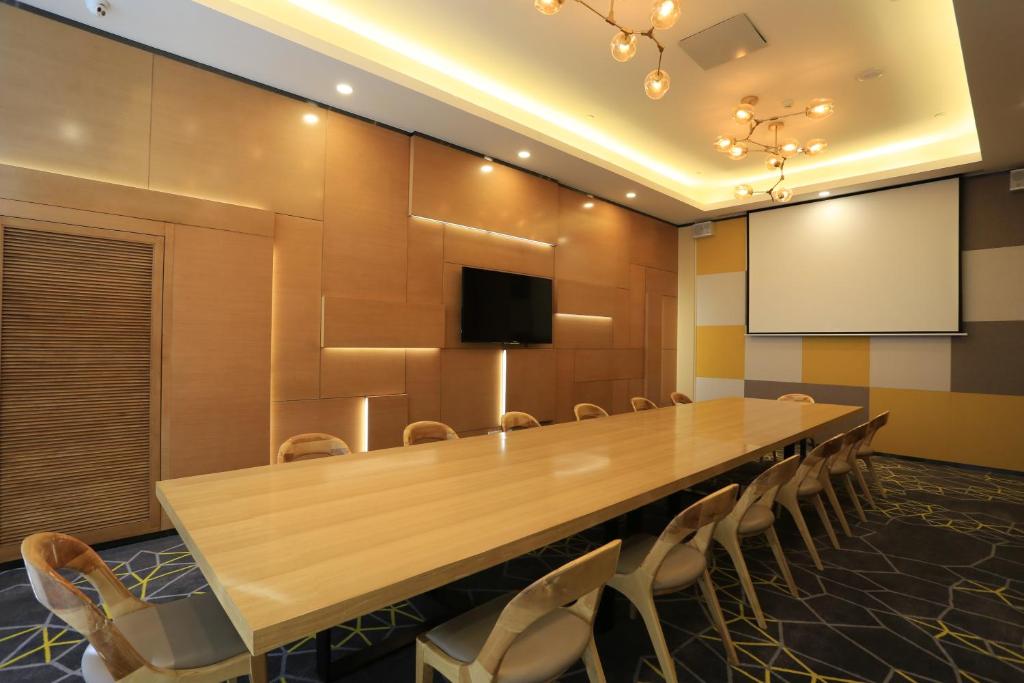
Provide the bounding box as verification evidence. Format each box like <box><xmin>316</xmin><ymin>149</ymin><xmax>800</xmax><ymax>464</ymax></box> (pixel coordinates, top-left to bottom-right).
<box><xmin>461</xmin><ymin>267</ymin><xmax>552</xmax><ymax>344</ymax></box>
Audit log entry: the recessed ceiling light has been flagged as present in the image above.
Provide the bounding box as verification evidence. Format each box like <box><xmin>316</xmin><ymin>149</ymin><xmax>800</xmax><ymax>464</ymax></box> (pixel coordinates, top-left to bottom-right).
<box><xmin>517</xmin><ymin>150</ymin><xmax>531</xmax><ymax>159</ymax></box>
<box><xmin>336</xmin><ymin>83</ymin><xmax>354</xmax><ymax>95</ymax></box>
<box><xmin>582</xmin><ymin>201</ymin><xmax>595</xmax><ymax>209</ymax></box>
<box><xmin>933</xmin><ymin>112</ymin><xmax>946</xmax><ymax>118</ymax></box>
<box><xmin>818</xmin><ymin>191</ymin><xmax>831</xmax><ymax>197</ymax></box>
<box><xmin>856</xmin><ymin>67</ymin><xmax>884</xmax><ymax>82</ymax></box>
<box><xmin>626</xmin><ymin>191</ymin><xmax>637</xmax><ymax>199</ymax></box>
<box><xmin>302</xmin><ymin>112</ymin><xmax>319</xmax><ymax>125</ymax></box>
<box><xmin>480</xmin><ymin>164</ymin><xmax>494</xmax><ymax>173</ymax></box>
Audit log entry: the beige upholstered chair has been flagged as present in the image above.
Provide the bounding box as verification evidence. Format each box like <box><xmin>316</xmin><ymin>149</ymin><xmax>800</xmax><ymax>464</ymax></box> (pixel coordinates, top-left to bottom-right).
<box><xmin>856</xmin><ymin>411</ymin><xmax>891</xmax><ymax>496</ymax></box>
<box><xmin>500</xmin><ymin>411</ymin><xmax>541</xmax><ymax>432</ymax></box>
<box><xmin>21</xmin><ymin>533</ymin><xmax>256</xmax><ymax>683</ymax></box>
<box><xmin>630</xmin><ymin>396</ymin><xmax>658</xmax><ymax>412</ymax></box>
<box><xmin>573</xmin><ymin>403</ymin><xmax>609</xmax><ymax>422</ymax></box>
<box><xmin>404</xmin><ymin>420</ymin><xmax>460</xmax><ymax>446</ymax></box>
<box><xmin>669</xmin><ymin>391</ymin><xmax>693</xmax><ymax>405</ymax></box>
<box><xmin>276</xmin><ymin>432</ymin><xmax>351</xmax><ymax>464</ymax></box>
<box><xmin>712</xmin><ymin>455</ymin><xmax>801</xmax><ymax>629</ymax></box>
<box><xmin>777</xmin><ymin>393</ymin><xmax>815</xmax><ymax>404</ymax></box>
<box><xmin>608</xmin><ymin>485</ymin><xmax>740</xmax><ymax>682</ymax></box>
<box><xmin>415</xmin><ymin>540</ymin><xmax>621</xmax><ymax>683</ymax></box>
<box><xmin>825</xmin><ymin>422</ymin><xmax>872</xmax><ymax>527</ymax></box>
<box><xmin>776</xmin><ymin>434</ymin><xmax>845</xmax><ymax>570</ymax></box>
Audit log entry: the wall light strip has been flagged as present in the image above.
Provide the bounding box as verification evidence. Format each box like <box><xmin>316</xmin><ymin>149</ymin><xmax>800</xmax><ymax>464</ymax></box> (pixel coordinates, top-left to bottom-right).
<box><xmin>322</xmin><ymin>347</ymin><xmax>440</xmax><ymax>351</ymax></box>
<box><xmin>555</xmin><ymin>312</ymin><xmax>613</xmax><ymax>321</ymax></box>
<box><xmin>411</xmin><ymin>214</ymin><xmax>556</xmax><ymax>247</ymax></box>
<box><xmin>499</xmin><ymin>349</ymin><xmax>507</xmax><ymax>423</ymax></box>
<box><xmin>361</xmin><ymin>396</ymin><xmax>370</xmax><ymax>453</ymax></box>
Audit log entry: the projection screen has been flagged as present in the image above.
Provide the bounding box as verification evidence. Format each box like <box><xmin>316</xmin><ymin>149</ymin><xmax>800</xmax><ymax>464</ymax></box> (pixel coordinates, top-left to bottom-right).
<box><xmin>747</xmin><ymin>178</ymin><xmax>960</xmax><ymax>335</ymax></box>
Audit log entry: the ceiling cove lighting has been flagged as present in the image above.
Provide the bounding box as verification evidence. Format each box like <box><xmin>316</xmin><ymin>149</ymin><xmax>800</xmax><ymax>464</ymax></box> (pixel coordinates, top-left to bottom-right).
<box><xmin>411</xmin><ymin>214</ymin><xmax>557</xmax><ymax>247</ymax></box>
<box><xmin>533</xmin><ymin>0</ymin><xmax>681</xmax><ymax>100</ymax></box>
<box><xmin>717</xmin><ymin>95</ymin><xmax>834</xmax><ymax>202</ymax></box>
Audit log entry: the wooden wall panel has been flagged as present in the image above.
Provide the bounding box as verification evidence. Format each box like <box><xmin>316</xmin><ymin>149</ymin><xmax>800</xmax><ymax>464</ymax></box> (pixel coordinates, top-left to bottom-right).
<box><xmin>323</xmin><ymin>113</ymin><xmax>410</xmax><ymax>301</ymax></box>
<box><xmin>368</xmin><ymin>394</ymin><xmax>408</xmax><ymax>451</ymax></box>
<box><xmin>0</xmin><ymin>5</ymin><xmax>152</xmax><ymax>187</ymax></box>
<box><xmin>613</xmin><ymin>288</ymin><xmax>631</xmax><ymax>349</ymax></box>
<box><xmin>165</xmin><ymin>225</ymin><xmax>272</xmax><ymax>478</ymax></box>
<box><xmin>628</xmin><ymin>265</ymin><xmax>646</xmax><ymax>348</ymax></box>
<box><xmin>631</xmin><ymin>213</ymin><xmax>679</xmax><ymax>274</ymax></box>
<box><xmin>444</xmin><ymin>224</ymin><xmax>554</xmax><ymax>278</ymax></box>
<box><xmin>574</xmin><ymin>349</ymin><xmax>645</xmax><ymax>382</ymax></box>
<box><xmin>271</xmin><ymin>397</ymin><xmax>363</xmax><ymax>459</ymax></box>
<box><xmin>441</xmin><ymin>349</ymin><xmax>502</xmax><ymax>434</ymax></box>
<box><xmin>322</xmin><ymin>297</ymin><xmax>444</xmax><ymax>348</ymax></box>
<box><xmin>556</xmin><ymin>189</ymin><xmax>630</xmax><ymax>289</ymax></box>
<box><xmin>150</xmin><ymin>57</ymin><xmax>325</xmax><ymax>220</ymax></box>
<box><xmin>408</xmin><ymin>217</ymin><xmax>444</xmax><ymax>304</ymax></box>
<box><xmin>556</xmin><ymin>351</ymin><xmax>576</xmax><ymax>424</ymax></box>
<box><xmin>411</xmin><ymin>136</ymin><xmax>559</xmax><ymax>244</ymax></box>
<box><xmin>556</xmin><ymin>280</ymin><xmax>617</xmax><ymax>318</ymax></box>
<box><xmin>572</xmin><ymin>380</ymin><xmax>614</xmax><ymax>414</ymax></box>
<box><xmin>506</xmin><ymin>349</ymin><xmax>557</xmax><ymax>423</ymax></box>
<box><xmin>321</xmin><ymin>349</ymin><xmax>405</xmax><ymax>398</ymax></box>
<box><xmin>553</xmin><ymin>314</ymin><xmax>615</xmax><ymax>349</ymax></box>
<box><xmin>272</xmin><ymin>215</ymin><xmax>322</xmax><ymax>401</ymax></box>
<box><xmin>407</xmin><ymin>349</ymin><xmax>442</xmax><ymax>423</ymax></box>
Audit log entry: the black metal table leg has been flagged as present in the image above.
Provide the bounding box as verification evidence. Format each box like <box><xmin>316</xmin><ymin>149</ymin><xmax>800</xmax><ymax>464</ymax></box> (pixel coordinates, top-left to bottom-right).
<box><xmin>316</xmin><ymin>628</ymin><xmax>332</xmax><ymax>681</ymax></box>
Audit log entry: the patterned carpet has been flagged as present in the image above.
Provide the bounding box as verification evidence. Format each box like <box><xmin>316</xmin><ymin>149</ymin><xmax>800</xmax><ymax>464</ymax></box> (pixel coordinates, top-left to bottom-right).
<box><xmin>2</xmin><ymin>455</ymin><xmax>1022</xmax><ymax>682</ymax></box>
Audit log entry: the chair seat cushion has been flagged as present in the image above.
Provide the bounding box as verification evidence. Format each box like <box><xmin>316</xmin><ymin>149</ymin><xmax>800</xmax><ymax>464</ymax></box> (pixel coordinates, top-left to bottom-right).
<box><xmin>830</xmin><ymin>459</ymin><xmax>851</xmax><ymax>475</ymax></box>
<box><xmin>424</xmin><ymin>593</ymin><xmax>591</xmax><ymax>683</ymax></box>
<box><xmin>738</xmin><ymin>504</ymin><xmax>775</xmax><ymax>535</ymax></box>
<box><xmin>615</xmin><ymin>534</ymin><xmax>706</xmax><ymax>591</ymax></box>
<box><xmin>798</xmin><ymin>477</ymin><xmax>823</xmax><ymax>497</ymax></box>
<box><xmin>113</xmin><ymin>591</ymin><xmax>247</xmax><ymax>670</ymax></box>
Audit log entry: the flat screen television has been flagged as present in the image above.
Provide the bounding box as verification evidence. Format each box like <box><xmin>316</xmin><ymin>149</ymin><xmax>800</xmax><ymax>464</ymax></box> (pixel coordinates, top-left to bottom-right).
<box><xmin>461</xmin><ymin>267</ymin><xmax>552</xmax><ymax>344</ymax></box>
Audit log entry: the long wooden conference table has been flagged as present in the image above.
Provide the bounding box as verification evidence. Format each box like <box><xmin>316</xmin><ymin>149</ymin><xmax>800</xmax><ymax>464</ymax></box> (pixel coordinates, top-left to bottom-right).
<box><xmin>157</xmin><ymin>397</ymin><xmax>858</xmax><ymax>681</ymax></box>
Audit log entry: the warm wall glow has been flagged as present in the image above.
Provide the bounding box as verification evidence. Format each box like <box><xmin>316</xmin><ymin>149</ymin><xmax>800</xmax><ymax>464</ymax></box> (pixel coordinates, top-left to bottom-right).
<box><xmin>499</xmin><ymin>349</ymin><xmax>507</xmax><ymax>423</ymax></box>
<box><xmin>411</xmin><ymin>214</ymin><xmax>556</xmax><ymax>247</ymax></box>
<box><xmin>361</xmin><ymin>396</ymin><xmax>369</xmax><ymax>452</ymax></box>
<box><xmin>556</xmin><ymin>312</ymin><xmax>613</xmax><ymax>322</ymax></box>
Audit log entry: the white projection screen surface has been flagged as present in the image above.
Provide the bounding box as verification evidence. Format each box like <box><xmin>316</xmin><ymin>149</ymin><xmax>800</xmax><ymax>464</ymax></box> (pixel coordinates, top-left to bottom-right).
<box><xmin>747</xmin><ymin>178</ymin><xmax>960</xmax><ymax>335</ymax></box>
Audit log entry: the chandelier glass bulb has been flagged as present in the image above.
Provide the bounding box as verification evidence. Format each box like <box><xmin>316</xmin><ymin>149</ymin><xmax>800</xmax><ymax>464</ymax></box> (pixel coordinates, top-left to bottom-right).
<box><xmin>804</xmin><ymin>138</ymin><xmax>829</xmax><ymax>155</ymax></box>
<box><xmin>772</xmin><ymin>186</ymin><xmax>794</xmax><ymax>203</ymax></box>
<box><xmin>650</xmin><ymin>0</ymin><xmax>682</xmax><ymax>30</ymax></box>
<box><xmin>779</xmin><ymin>138</ymin><xmax>800</xmax><ymax>158</ymax></box>
<box><xmin>765</xmin><ymin>154</ymin><xmax>784</xmax><ymax>170</ymax></box>
<box><xmin>644</xmin><ymin>69</ymin><xmax>671</xmax><ymax>100</ymax></box>
<box><xmin>726</xmin><ymin>142</ymin><xmax>749</xmax><ymax>160</ymax></box>
<box><xmin>733</xmin><ymin>103</ymin><xmax>755</xmax><ymax>123</ymax></box>
<box><xmin>805</xmin><ymin>98</ymin><xmax>835</xmax><ymax>119</ymax></box>
<box><xmin>534</xmin><ymin>0</ymin><xmax>564</xmax><ymax>15</ymax></box>
<box><xmin>734</xmin><ymin>184</ymin><xmax>753</xmax><ymax>199</ymax></box>
<box><xmin>713</xmin><ymin>135</ymin><xmax>735</xmax><ymax>152</ymax></box>
<box><xmin>610</xmin><ymin>31</ymin><xmax>638</xmax><ymax>62</ymax></box>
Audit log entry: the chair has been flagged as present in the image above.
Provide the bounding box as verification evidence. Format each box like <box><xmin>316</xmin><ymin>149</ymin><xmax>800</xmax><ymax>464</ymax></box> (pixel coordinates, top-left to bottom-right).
<box><xmin>856</xmin><ymin>411</ymin><xmax>891</xmax><ymax>496</ymax></box>
<box><xmin>777</xmin><ymin>393</ymin><xmax>815</xmax><ymax>403</ymax></box>
<box><xmin>573</xmin><ymin>403</ymin><xmax>609</xmax><ymax>421</ymax></box>
<box><xmin>712</xmin><ymin>455</ymin><xmax>801</xmax><ymax>629</ymax></box>
<box><xmin>630</xmin><ymin>396</ymin><xmax>658</xmax><ymax>412</ymax></box>
<box><xmin>500</xmin><ymin>411</ymin><xmax>541</xmax><ymax>432</ymax></box>
<box><xmin>776</xmin><ymin>434</ymin><xmax>845</xmax><ymax>570</ymax></box>
<box><xmin>669</xmin><ymin>391</ymin><xmax>692</xmax><ymax>405</ymax></box>
<box><xmin>404</xmin><ymin>420</ymin><xmax>460</xmax><ymax>446</ymax></box>
<box><xmin>823</xmin><ymin>423</ymin><xmax>872</xmax><ymax>535</ymax></box>
<box><xmin>276</xmin><ymin>432</ymin><xmax>351</xmax><ymax>464</ymax></box>
<box><xmin>415</xmin><ymin>540</ymin><xmax>621</xmax><ymax>683</ymax></box>
<box><xmin>21</xmin><ymin>532</ymin><xmax>256</xmax><ymax>683</ymax></box>
<box><xmin>608</xmin><ymin>485</ymin><xmax>740</xmax><ymax>681</ymax></box>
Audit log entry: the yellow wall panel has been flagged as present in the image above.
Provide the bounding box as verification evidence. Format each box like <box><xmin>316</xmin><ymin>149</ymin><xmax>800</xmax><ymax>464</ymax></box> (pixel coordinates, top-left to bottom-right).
<box><xmin>695</xmin><ymin>325</ymin><xmax>746</xmax><ymax>379</ymax></box>
<box><xmin>696</xmin><ymin>217</ymin><xmax>746</xmax><ymax>275</ymax></box>
<box><xmin>950</xmin><ymin>393</ymin><xmax>1024</xmax><ymax>471</ymax></box>
<box><xmin>869</xmin><ymin>388</ymin><xmax>953</xmax><ymax>462</ymax></box>
<box><xmin>803</xmin><ymin>337</ymin><xmax>870</xmax><ymax>386</ymax></box>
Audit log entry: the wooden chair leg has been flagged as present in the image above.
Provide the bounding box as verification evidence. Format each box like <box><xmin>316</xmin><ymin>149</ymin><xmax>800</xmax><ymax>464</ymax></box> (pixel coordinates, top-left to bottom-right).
<box><xmin>843</xmin><ymin>474</ymin><xmax>867</xmax><ymax>522</ymax></box>
<box><xmin>718</xmin><ymin>533</ymin><xmax>766</xmax><ymax>630</ymax></box>
<box><xmin>853</xmin><ymin>462</ymin><xmax>877</xmax><ymax>509</ymax></box>
<box><xmin>765</xmin><ymin>527</ymin><xmax>799</xmax><ymax>598</ymax></box>
<box><xmin>811</xmin><ymin>493</ymin><xmax>840</xmax><ymax>550</ymax></box>
<box><xmin>823</xmin><ymin>476</ymin><xmax>852</xmax><ymax>537</ymax></box>
<box><xmin>698</xmin><ymin>570</ymin><xmax>738</xmax><ymax>665</ymax></box>
<box><xmin>249</xmin><ymin>654</ymin><xmax>267</xmax><ymax>683</ymax></box>
<box><xmin>415</xmin><ymin>640</ymin><xmax>433</xmax><ymax>683</ymax></box>
<box><xmin>780</xmin><ymin>497</ymin><xmax>823</xmax><ymax>570</ymax></box>
<box><xmin>633</xmin><ymin>592</ymin><xmax>679</xmax><ymax>683</ymax></box>
<box><xmin>582</xmin><ymin>636</ymin><xmax>607</xmax><ymax>683</ymax></box>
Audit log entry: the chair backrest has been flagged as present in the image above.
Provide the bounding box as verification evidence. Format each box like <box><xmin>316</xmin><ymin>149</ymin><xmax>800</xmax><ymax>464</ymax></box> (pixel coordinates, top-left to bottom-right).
<box><xmin>732</xmin><ymin>454</ymin><xmax>801</xmax><ymax>521</ymax></box>
<box><xmin>573</xmin><ymin>403</ymin><xmax>609</xmax><ymax>421</ymax></box>
<box><xmin>21</xmin><ymin>533</ymin><xmax>150</xmax><ymax>680</ymax></box>
<box><xmin>403</xmin><ymin>420</ymin><xmax>459</xmax><ymax>446</ymax></box>
<box><xmin>500</xmin><ymin>411</ymin><xmax>541</xmax><ymax>432</ymax></box>
<box><xmin>630</xmin><ymin>397</ymin><xmax>658</xmax><ymax>412</ymax></box>
<box><xmin>862</xmin><ymin>410</ymin><xmax>890</xmax><ymax>450</ymax></box>
<box><xmin>473</xmin><ymin>540</ymin><xmax>621</xmax><ymax>677</ymax></box>
<box><xmin>784</xmin><ymin>433</ymin><xmax>845</xmax><ymax>494</ymax></box>
<box><xmin>669</xmin><ymin>391</ymin><xmax>693</xmax><ymax>405</ymax></box>
<box><xmin>840</xmin><ymin>422</ymin><xmax>871</xmax><ymax>464</ymax></box>
<box><xmin>778</xmin><ymin>393</ymin><xmax>815</xmax><ymax>404</ymax></box>
<box><xmin>276</xmin><ymin>433</ymin><xmax>351</xmax><ymax>464</ymax></box>
<box><xmin>638</xmin><ymin>484</ymin><xmax>738</xmax><ymax>579</ymax></box>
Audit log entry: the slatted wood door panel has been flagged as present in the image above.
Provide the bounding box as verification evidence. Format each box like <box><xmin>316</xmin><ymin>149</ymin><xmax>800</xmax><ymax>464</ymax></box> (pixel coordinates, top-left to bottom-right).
<box><xmin>0</xmin><ymin>218</ymin><xmax>162</xmax><ymax>558</ymax></box>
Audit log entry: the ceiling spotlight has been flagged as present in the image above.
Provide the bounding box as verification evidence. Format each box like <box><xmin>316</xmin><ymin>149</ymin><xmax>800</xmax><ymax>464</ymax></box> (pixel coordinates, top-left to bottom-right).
<box><xmin>582</xmin><ymin>201</ymin><xmax>595</xmax><ymax>209</ymax></box>
<box><xmin>610</xmin><ymin>31</ymin><xmax>638</xmax><ymax>62</ymax></box>
<box><xmin>650</xmin><ymin>0</ymin><xmax>682</xmax><ymax>30</ymax></box>
<box><xmin>335</xmin><ymin>83</ymin><xmax>354</xmax><ymax>95</ymax></box>
<box><xmin>734</xmin><ymin>184</ymin><xmax>753</xmax><ymax>199</ymax></box>
<box><xmin>643</xmin><ymin>69</ymin><xmax>671</xmax><ymax>100</ymax></box>
<box><xmin>856</xmin><ymin>67</ymin><xmax>885</xmax><ymax>82</ymax></box>
<box><xmin>302</xmin><ymin>112</ymin><xmax>319</xmax><ymax>125</ymax></box>
<box><xmin>533</xmin><ymin>0</ymin><xmax>563</xmax><ymax>15</ymax></box>
<box><xmin>805</xmin><ymin>98</ymin><xmax>835</xmax><ymax>119</ymax></box>
<box><xmin>626</xmin><ymin>191</ymin><xmax>637</xmax><ymax>199</ymax></box>
<box><xmin>818</xmin><ymin>191</ymin><xmax>831</xmax><ymax>197</ymax></box>
<box><xmin>480</xmin><ymin>164</ymin><xmax>494</xmax><ymax>173</ymax></box>
<box><xmin>517</xmin><ymin>150</ymin><xmax>531</xmax><ymax>159</ymax></box>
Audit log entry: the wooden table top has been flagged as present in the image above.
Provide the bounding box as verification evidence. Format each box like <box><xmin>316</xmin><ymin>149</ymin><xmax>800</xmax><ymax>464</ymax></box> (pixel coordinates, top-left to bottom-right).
<box><xmin>156</xmin><ymin>397</ymin><xmax>858</xmax><ymax>653</ymax></box>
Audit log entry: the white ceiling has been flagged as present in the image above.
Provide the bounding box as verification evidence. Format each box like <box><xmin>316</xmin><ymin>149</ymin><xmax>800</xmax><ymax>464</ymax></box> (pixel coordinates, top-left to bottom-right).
<box><xmin>17</xmin><ymin>0</ymin><xmax>1022</xmax><ymax>224</ymax></box>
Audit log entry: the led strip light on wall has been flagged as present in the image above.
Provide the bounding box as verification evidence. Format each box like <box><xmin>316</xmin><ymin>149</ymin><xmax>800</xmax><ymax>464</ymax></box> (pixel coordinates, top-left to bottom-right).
<box><xmin>411</xmin><ymin>214</ymin><xmax>557</xmax><ymax>248</ymax></box>
<box><xmin>555</xmin><ymin>312</ymin><xmax>613</xmax><ymax>321</ymax></box>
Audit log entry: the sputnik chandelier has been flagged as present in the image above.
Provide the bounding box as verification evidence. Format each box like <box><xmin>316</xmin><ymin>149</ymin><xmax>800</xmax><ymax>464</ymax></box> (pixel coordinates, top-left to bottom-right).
<box><xmin>533</xmin><ymin>0</ymin><xmax>681</xmax><ymax>100</ymax></box>
<box><xmin>715</xmin><ymin>95</ymin><xmax>835</xmax><ymax>202</ymax></box>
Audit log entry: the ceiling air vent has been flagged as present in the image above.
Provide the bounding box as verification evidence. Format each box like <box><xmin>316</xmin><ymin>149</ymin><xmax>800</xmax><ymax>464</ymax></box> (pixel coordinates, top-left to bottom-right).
<box><xmin>1010</xmin><ymin>169</ymin><xmax>1024</xmax><ymax>192</ymax></box>
<box><xmin>678</xmin><ymin>14</ymin><xmax>767</xmax><ymax>70</ymax></box>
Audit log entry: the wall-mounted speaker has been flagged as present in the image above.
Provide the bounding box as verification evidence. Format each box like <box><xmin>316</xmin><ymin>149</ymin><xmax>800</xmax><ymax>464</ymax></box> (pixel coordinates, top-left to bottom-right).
<box><xmin>691</xmin><ymin>221</ymin><xmax>714</xmax><ymax>238</ymax></box>
<box><xmin>1010</xmin><ymin>168</ymin><xmax>1024</xmax><ymax>192</ymax></box>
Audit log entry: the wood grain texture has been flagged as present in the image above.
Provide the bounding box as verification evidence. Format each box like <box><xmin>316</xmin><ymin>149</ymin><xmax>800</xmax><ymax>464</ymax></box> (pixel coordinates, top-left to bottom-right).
<box><xmin>164</xmin><ymin>225</ymin><xmax>272</xmax><ymax>478</ymax></box>
<box><xmin>410</xmin><ymin>136</ymin><xmax>558</xmax><ymax>244</ymax></box>
<box><xmin>150</xmin><ymin>57</ymin><xmax>325</xmax><ymax>220</ymax></box>
<box><xmin>323</xmin><ymin>114</ymin><xmax>410</xmax><ymax>301</ymax></box>
<box><xmin>630</xmin><ymin>213</ymin><xmax>678</xmax><ymax>274</ymax></box>
<box><xmin>322</xmin><ymin>297</ymin><xmax>444</xmax><ymax>348</ymax></box>
<box><xmin>157</xmin><ymin>398</ymin><xmax>858</xmax><ymax>654</ymax></box>
<box><xmin>367</xmin><ymin>394</ymin><xmax>408</xmax><ymax>451</ymax></box>
<box><xmin>443</xmin><ymin>224</ymin><xmax>554</xmax><ymax>279</ymax></box>
<box><xmin>406</xmin><ymin>349</ymin><xmax>442</xmax><ymax>423</ymax></box>
<box><xmin>573</xmin><ymin>349</ymin><xmax>644</xmax><ymax>382</ymax></box>
<box><xmin>321</xmin><ymin>348</ymin><xmax>405</xmax><ymax>398</ymax></box>
<box><xmin>553</xmin><ymin>315</ymin><xmax>615</xmax><ymax>350</ymax></box>
<box><xmin>556</xmin><ymin>188</ymin><xmax>630</xmax><ymax>289</ymax></box>
<box><xmin>407</xmin><ymin>217</ymin><xmax>444</xmax><ymax>305</ymax></box>
<box><xmin>271</xmin><ymin>397</ymin><xmax>364</xmax><ymax>461</ymax></box>
<box><xmin>506</xmin><ymin>348</ymin><xmax>556</xmax><ymax>423</ymax></box>
<box><xmin>0</xmin><ymin>5</ymin><xmax>152</xmax><ymax>187</ymax></box>
<box><xmin>271</xmin><ymin>215</ymin><xmax>322</xmax><ymax>401</ymax></box>
<box><xmin>556</xmin><ymin>280</ymin><xmax>617</xmax><ymax>318</ymax></box>
<box><xmin>440</xmin><ymin>349</ymin><xmax>502</xmax><ymax>433</ymax></box>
